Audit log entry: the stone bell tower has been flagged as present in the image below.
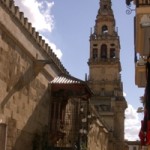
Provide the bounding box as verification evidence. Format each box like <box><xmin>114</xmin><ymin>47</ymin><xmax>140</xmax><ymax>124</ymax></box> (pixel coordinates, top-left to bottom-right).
<box><xmin>87</xmin><ymin>0</ymin><xmax>127</xmax><ymax>149</ymax></box>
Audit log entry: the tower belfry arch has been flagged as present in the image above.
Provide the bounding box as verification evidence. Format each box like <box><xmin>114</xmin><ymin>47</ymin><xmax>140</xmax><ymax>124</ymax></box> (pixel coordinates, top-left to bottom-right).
<box><xmin>87</xmin><ymin>0</ymin><xmax>127</xmax><ymax>149</ymax></box>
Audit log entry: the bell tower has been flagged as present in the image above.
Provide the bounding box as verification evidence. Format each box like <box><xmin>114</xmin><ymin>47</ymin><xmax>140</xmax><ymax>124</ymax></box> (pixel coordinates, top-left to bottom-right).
<box><xmin>87</xmin><ymin>0</ymin><xmax>127</xmax><ymax>149</ymax></box>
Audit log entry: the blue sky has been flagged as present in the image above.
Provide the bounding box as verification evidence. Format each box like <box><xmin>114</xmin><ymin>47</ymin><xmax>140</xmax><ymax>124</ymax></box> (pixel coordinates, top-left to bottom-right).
<box><xmin>15</xmin><ymin>0</ymin><xmax>144</xmax><ymax>141</ymax></box>
<box><xmin>49</xmin><ymin>0</ymin><xmax>144</xmax><ymax>109</ymax></box>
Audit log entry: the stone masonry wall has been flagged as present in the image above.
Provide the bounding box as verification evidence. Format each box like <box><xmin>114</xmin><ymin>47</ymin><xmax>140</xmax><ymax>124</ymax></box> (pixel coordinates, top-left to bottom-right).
<box><xmin>0</xmin><ymin>23</ymin><xmax>51</xmax><ymax>150</ymax></box>
<box><xmin>88</xmin><ymin>118</ymin><xmax>108</xmax><ymax>150</ymax></box>
<box><xmin>0</xmin><ymin>0</ymin><xmax>68</xmax><ymax>150</ymax></box>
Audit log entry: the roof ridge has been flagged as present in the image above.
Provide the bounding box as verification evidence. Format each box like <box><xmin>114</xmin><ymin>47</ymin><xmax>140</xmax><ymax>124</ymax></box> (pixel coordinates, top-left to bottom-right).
<box><xmin>0</xmin><ymin>0</ymin><xmax>69</xmax><ymax>75</ymax></box>
<box><xmin>61</xmin><ymin>73</ymin><xmax>85</xmax><ymax>83</ymax></box>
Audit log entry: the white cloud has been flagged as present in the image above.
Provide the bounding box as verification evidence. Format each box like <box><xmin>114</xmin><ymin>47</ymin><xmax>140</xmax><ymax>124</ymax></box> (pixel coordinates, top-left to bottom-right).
<box><xmin>123</xmin><ymin>92</ymin><xmax>127</xmax><ymax>97</ymax></box>
<box><xmin>125</xmin><ymin>104</ymin><xmax>141</xmax><ymax>141</ymax></box>
<box><xmin>41</xmin><ymin>35</ymin><xmax>63</xmax><ymax>59</ymax></box>
<box><xmin>14</xmin><ymin>0</ymin><xmax>63</xmax><ymax>59</ymax></box>
<box><xmin>15</xmin><ymin>0</ymin><xmax>54</xmax><ymax>32</ymax></box>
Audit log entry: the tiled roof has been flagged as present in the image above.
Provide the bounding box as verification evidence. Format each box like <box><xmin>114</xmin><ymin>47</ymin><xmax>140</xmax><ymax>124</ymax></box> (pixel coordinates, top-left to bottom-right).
<box><xmin>51</xmin><ymin>74</ymin><xmax>85</xmax><ymax>84</ymax></box>
<box><xmin>50</xmin><ymin>74</ymin><xmax>93</xmax><ymax>96</ymax></box>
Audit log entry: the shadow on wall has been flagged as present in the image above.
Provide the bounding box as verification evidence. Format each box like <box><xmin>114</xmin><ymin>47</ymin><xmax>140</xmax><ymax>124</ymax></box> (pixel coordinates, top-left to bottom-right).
<box><xmin>0</xmin><ymin>60</ymin><xmax>48</xmax><ymax>109</ymax></box>
<box><xmin>11</xmin><ymin>89</ymin><xmax>50</xmax><ymax>150</ymax></box>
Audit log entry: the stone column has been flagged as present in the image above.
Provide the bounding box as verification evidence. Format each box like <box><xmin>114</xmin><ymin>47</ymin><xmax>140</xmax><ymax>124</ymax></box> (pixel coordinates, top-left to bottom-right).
<box><xmin>0</xmin><ymin>123</ymin><xmax>7</xmax><ymax>150</ymax></box>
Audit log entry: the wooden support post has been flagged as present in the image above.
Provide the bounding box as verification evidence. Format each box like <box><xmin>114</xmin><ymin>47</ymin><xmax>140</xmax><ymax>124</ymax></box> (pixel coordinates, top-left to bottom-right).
<box><xmin>0</xmin><ymin>123</ymin><xmax>7</xmax><ymax>150</ymax></box>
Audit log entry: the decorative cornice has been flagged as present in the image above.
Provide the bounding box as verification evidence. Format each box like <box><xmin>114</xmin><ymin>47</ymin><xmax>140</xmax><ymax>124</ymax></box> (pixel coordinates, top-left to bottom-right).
<box><xmin>88</xmin><ymin>58</ymin><xmax>120</xmax><ymax>65</ymax></box>
<box><xmin>0</xmin><ymin>0</ymin><xmax>69</xmax><ymax>75</ymax></box>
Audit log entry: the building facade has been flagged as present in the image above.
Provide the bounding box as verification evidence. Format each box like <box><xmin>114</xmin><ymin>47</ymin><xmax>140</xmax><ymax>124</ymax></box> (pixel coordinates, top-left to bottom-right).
<box><xmin>126</xmin><ymin>0</ymin><xmax>150</xmax><ymax>149</ymax></box>
<box><xmin>127</xmin><ymin>0</ymin><xmax>150</xmax><ymax>149</ymax></box>
<box><xmin>87</xmin><ymin>0</ymin><xmax>127</xmax><ymax>149</ymax></box>
<box><xmin>0</xmin><ymin>0</ymin><xmax>69</xmax><ymax>150</ymax></box>
<box><xmin>125</xmin><ymin>141</ymin><xmax>142</xmax><ymax>150</ymax></box>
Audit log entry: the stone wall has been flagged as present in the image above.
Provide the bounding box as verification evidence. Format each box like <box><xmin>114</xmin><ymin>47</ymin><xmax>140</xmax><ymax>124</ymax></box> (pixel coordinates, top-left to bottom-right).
<box><xmin>0</xmin><ymin>0</ymin><xmax>68</xmax><ymax>150</ymax></box>
<box><xmin>87</xmin><ymin>106</ymin><xmax>108</xmax><ymax>150</ymax></box>
<box><xmin>87</xmin><ymin>118</ymin><xmax>108</xmax><ymax>150</ymax></box>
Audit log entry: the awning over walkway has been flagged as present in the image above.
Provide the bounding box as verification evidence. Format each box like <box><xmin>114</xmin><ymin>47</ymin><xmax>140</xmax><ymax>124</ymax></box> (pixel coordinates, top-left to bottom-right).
<box><xmin>50</xmin><ymin>74</ymin><xmax>93</xmax><ymax>99</ymax></box>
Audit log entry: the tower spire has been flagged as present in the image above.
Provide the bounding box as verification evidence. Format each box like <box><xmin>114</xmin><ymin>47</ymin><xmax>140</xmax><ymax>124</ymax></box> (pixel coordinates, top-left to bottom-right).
<box><xmin>99</xmin><ymin>0</ymin><xmax>113</xmax><ymax>15</ymax></box>
<box><xmin>93</xmin><ymin>0</ymin><xmax>116</xmax><ymax>36</ymax></box>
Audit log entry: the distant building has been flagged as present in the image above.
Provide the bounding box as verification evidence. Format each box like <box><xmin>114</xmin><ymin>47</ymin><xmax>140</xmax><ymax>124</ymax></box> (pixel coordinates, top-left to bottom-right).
<box><xmin>125</xmin><ymin>140</ymin><xmax>146</xmax><ymax>150</ymax></box>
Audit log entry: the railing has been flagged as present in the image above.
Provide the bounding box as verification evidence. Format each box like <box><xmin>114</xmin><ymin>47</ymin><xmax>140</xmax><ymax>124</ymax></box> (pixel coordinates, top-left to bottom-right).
<box><xmin>88</xmin><ymin>58</ymin><xmax>119</xmax><ymax>65</ymax></box>
<box><xmin>136</xmin><ymin>0</ymin><xmax>150</xmax><ymax>7</ymax></box>
<box><xmin>126</xmin><ymin>0</ymin><xmax>150</xmax><ymax>13</ymax></box>
<box><xmin>126</xmin><ymin>0</ymin><xmax>150</xmax><ymax>7</ymax></box>
<box><xmin>90</xmin><ymin>33</ymin><xmax>118</xmax><ymax>40</ymax></box>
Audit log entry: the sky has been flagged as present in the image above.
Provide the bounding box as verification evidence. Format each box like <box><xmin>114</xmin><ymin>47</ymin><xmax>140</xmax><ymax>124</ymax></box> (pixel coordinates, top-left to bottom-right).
<box><xmin>14</xmin><ymin>0</ymin><xmax>145</xmax><ymax>141</ymax></box>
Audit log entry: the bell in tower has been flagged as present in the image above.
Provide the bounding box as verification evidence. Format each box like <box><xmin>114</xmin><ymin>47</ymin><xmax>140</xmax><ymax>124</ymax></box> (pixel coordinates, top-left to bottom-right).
<box><xmin>89</xmin><ymin>0</ymin><xmax>119</xmax><ymax>64</ymax></box>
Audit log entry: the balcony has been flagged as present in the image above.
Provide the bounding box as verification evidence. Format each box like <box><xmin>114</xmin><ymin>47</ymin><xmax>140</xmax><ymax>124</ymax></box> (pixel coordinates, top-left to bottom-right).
<box><xmin>134</xmin><ymin>0</ymin><xmax>150</xmax><ymax>88</ymax></box>
<box><xmin>126</xmin><ymin>0</ymin><xmax>150</xmax><ymax>8</ymax></box>
<box><xmin>88</xmin><ymin>58</ymin><xmax>120</xmax><ymax>66</ymax></box>
<box><xmin>136</xmin><ymin>0</ymin><xmax>150</xmax><ymax>7</ymax></box>
<box><xmin>135</xmin><ymin>59</ymin><xmax>146</xmax><ymax>87</ymax></box>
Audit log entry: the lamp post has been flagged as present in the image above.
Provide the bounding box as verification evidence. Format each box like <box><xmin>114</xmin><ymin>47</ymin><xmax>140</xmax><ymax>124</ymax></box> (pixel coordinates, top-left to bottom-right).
<box><xmin>79</xmin><ymin>106</ymin><xmax>87</xmax><ymax>150</ymax></box>
<box><xmin>79</xmin><ymin>103</ymin><xmax>91</xmax><ymax>150</ymax></box>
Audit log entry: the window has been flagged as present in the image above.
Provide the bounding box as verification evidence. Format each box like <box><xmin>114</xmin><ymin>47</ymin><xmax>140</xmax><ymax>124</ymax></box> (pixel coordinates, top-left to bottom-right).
<box><xmin>104</xmin><ymin>4</ymin><xmax>107</xmax><ymax>9</ymax></box>
<box><xmin>93</xmin><ymin>44</ymin><xmax>97</xmax><ymax>47</ymax></box>
<box><xmin>110</xmin><ymin>43</ymin><xmax>115</xmax><ymax>46</ymax></box>
<box><xmin>143</xmin><ymin>28</ymin><xmax>150</xmax><ymax>55</ymax></box>
<box><xmin>100</xmin><ymin>104</ymin><xmax>110</xmax><ymax>111</ymax></box>
<box><xmin>102</xmin><ymin>25</ymin><xmax>108</xmax><ymax>34</ymax></box>
<box><xmin>101</xmin><ymin>44</ymin><xmax>107</xmax><ymax>59</ymax></box>
<box><xmin>50</xmin><ymin>102</ymin><xmax>63</xmax><ymax>131</ymax></box>
<box><xmin>110</xmin><ymin>48</ymin><xmax>116</xmax><ymax>58</ymax></box>
<box><xmin>93</xmin><ymin>48</ymin><xmax>98</xmax><ymax>59</ymax></box>
<box><xmin>101</xmin><ymin>88</ymin><xmax>105</xmax><ymax>96</ymax></box>
<box><xmin>114</xmin><ymin>88</ymin><xmax>118</xmax><ymax>96</ymax></box>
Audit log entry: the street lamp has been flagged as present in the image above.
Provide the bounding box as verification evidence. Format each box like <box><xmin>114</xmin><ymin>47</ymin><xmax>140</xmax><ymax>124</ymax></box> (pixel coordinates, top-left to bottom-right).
<box><xmin>79</xmin><ymin>105</ymin><xmax>90</xmax><ymax>150</ymax></box>
<box><xmin>140</xmin><ymin>14</ymin><xmax>150</xmax><ymax>28</ymax></box>
<box><xmin>79</xmin><ymin>127</ymin><xmax>87</xmax><ymax>150</ymax></box>
<box><xmin>87</xmin><ymin>113</ymin><xmax>91</xmax><ymax>119</ymax></box>
<box><xmin>137</xmin><ymin>107</ymin><xmax>144</xmax><ymax>113</ymax></box>
<box><xmin>81</xmin><ymin>117</ymin><xmax>87</xmax><ymax>123</ymax></box>
<box><xmin>79</xmin><ymin>129</ymin><xmax>87</xmax><ymax>135</ymax></box>
<box><xmin>80</xmin><ymin>106</ymin><xmax>84</xmax><ymax>113</ymax></box>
